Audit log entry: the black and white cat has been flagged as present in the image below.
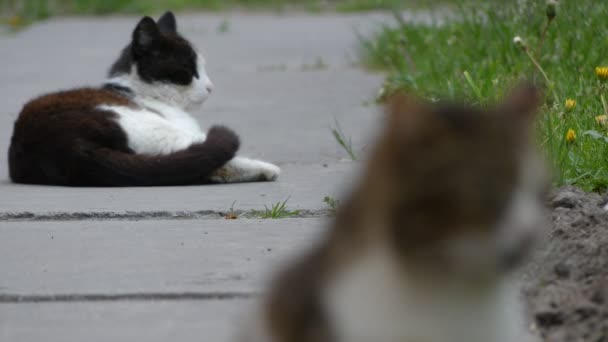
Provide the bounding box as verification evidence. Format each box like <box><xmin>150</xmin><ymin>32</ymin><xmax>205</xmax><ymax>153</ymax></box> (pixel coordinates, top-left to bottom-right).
<box><xmin>8</xmin><ymin>12</ymin><xmax>280</xmax><ymax>186</ymax></box>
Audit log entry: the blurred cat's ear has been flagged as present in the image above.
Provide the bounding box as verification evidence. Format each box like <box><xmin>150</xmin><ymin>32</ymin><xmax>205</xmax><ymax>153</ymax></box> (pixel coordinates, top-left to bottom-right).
<box><xmin>157</xmin><ymin>11</ymin><xmax>177</xmax><ymax>33</ymax></box>
<box><xmin>384</xmin><ymin>91</ymin><xmax>432</xmax><ymax>142</ymax></box>
<box><xmin>499</xmin><ymin>83</ymin><xmax>542</xmax><ymax>121</ymax></box>
<box><xmin>386</xmin><ymin>92</ymin><xmax>417</xmax><ymax>126</ymax></box>
<box><xmin>132</xmin><ymin>17</ymin><xmax>161</xmax><ymax>55</ymax></box>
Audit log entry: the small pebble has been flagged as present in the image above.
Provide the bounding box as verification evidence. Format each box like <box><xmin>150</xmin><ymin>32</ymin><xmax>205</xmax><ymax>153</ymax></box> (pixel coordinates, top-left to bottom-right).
<box><xmin>552</xmin><ymin>191</ymin><xmax>581</xmax><ymax>209</ymax></box>
<box><xmin>535</xmin><ymin>311</ymin><xmax>565</xmax><ymax>327</ymax></box>
<box><xmin>554</xmin><ymin>263</ymin><xmax>570</xmax><ymax>279</ymax></box>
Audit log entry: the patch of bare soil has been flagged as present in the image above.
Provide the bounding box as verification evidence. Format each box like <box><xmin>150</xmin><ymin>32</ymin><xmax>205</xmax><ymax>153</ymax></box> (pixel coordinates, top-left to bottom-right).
<box><xmin>523</xmin><ymin>186</ymin><xmax>608</xmax><ymax>341</ymax></box>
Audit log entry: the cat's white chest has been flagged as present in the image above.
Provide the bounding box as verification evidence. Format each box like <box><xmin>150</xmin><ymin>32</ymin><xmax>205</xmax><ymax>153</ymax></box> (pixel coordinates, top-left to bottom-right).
<box><xmin>99</xmin><ymin>100</ymin><xmax>205</xmax><ymax>156</ymax></box>
<box><xmin>323</xmin><ymin>246</ymin><xmax>524</xmax><ymax>342</ymax></box>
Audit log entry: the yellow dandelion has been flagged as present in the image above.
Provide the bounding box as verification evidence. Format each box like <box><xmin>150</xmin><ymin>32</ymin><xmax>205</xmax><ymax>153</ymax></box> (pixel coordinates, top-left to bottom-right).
<box><xmin>596</xmin><ymin>67</ymin><xmax>608</xmax><ymax>81</ymax></box>
<box><xmin>566</xmin><ymin>128</ymin><xmax>576</xmax><ymax>143</ymax></box>
<box><xmin>564</xmin><ymin>99</ymin><xmax>576</xmax><ymax>111</ymax></box>
<box><xmin>7</xmin><ymin>15</ymin><xmax>23</xmax><ymax>29</ymax></box>
<box><xmin>596</xmin><ymin>115</ymin><xmax>608</xmax><ymax>126</ymax></box>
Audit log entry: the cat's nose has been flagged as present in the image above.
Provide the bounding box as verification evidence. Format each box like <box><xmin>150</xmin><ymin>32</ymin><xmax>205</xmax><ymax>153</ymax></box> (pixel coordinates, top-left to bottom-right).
<box><xmin>206</xmin><ymin>82</ymin><xmax>214</xmax><ymax>94</ymax></box>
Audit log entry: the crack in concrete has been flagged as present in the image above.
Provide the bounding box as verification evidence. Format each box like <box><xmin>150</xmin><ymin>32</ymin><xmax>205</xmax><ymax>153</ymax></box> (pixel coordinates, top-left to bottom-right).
<box><xmin>0</xmin><ymin>292</ymin><xmax>258</xmax><ymax>303</ymax></box>
<box><xmin>0</xmin><ymin>209</ymin><xmax>333</xmax><ymax>222</ymax></box>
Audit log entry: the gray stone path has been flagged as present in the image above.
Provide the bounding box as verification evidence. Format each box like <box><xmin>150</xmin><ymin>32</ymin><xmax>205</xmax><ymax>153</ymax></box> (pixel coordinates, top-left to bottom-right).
<box><xmin>0</xmin><ymin>12</ymin><xmax>390</xmax><ymax>342</ymax></box>
<box><xmin>0</xmin><ymin>219</ymin><xmax>322</xmax><ymax>296</ymax></box>
<box><xmin>1</xmin><ymin>300</ymin><xmax>253</xmax><ymax>342</ymax></box>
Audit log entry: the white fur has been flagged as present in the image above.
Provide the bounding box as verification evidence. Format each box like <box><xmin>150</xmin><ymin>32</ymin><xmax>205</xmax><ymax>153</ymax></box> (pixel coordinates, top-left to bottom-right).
<box><xmin>496</xmin><ymin>151</ymin><xmax>547</xmax><ymax>259</ymax></box>
<box><xmin>98</xmin><ymin>102</ymin><xmax>205</xmax><ymax>155</ymax></box>
<box><xmin>495</xmin><ymin>186</ymin><xmax>544</xmax><ymax>259</ymax></box>
<box><xmin>440</xmin><ymin>185</ymin><xmax>544</xmax><ymax>277</ymax></box>
<box><xmin>324</xmin><ymin>244</ymin><xmax>525</xmax><ymax>342</ymax></box>
<box><xmin>210</xmin><ymin>156</ymin><xmax>281</xmax><ymax>183</ymax></box>
<box><xmin>100</xmin><ymin>54</ymin><xmax>280</xmax><ymax>182</ymax></box>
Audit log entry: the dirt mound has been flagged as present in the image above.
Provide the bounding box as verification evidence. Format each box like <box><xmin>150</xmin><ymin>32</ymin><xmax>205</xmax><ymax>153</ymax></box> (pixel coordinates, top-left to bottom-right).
<box><xmin>523</xmin><ymin>186</ymin><xmax>608</xmax><ymax>341</ymax></box>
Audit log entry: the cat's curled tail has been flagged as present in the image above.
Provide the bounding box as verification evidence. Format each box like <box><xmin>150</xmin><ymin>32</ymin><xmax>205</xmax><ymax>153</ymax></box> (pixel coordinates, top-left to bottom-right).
<box><xmin>83</xmin><ymin>125</ymin><xmax>240</xmax><ymax>186</ymax></box>
<box><xmin>9</xmin><ymin>125</ymin><xmax>239</xmax><ymax>186</ymax></box>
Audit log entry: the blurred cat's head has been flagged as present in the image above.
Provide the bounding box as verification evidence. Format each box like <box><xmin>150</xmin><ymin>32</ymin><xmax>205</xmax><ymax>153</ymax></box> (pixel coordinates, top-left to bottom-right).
<box><xmin>109</xmin><ymin>12</ymin><xmax>213</xmax><ymax>111</ymax></box>
<box><xmin>362</xmin><ymin>85</ymin><xmax>548</xmax><ymax>280</ymax></box>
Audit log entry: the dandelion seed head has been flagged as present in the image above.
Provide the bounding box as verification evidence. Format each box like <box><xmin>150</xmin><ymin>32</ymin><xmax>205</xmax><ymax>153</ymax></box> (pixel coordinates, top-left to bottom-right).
<box><xmin>513</xmin><ymin>36</ymin><xmax>526</xmax><ymax>49</ymax></box>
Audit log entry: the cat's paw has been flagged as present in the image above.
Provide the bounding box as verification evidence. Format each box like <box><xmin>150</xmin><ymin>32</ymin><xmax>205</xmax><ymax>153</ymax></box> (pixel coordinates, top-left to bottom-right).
<box><xmin>258</xmin><ymin>161</ymin><xmax>281</xmax><ymax>181</ymax></box>
<box><xmin>206</xmin><ymin>125</ymin><xmax>240</xmax><ymax>156</ymax></box>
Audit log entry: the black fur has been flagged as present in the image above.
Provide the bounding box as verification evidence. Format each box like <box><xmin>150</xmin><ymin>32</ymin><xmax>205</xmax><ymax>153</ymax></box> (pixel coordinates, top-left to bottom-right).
<box><xmin>102</xmin><ymin>83</ymin><xmax>134</xmax><ymax>97</ymax></box>
<box><xmin>109</xmin><ymin>12</ymin><xmax>199</xmax><ymax>85</ymax></box>
<box><xmin>157</xmin><ymin>11</ymin><xmax>177</xmax><ymax>33</ymax></box>
<box><xmin>82</xmin><ymin>125</ymin><xmax>239</xmax><ymax>186</ymax></box>
<box><xmin>107</xmin><ymin>45</ymin><xmax>133</xmax><ymax>77</ymax></box>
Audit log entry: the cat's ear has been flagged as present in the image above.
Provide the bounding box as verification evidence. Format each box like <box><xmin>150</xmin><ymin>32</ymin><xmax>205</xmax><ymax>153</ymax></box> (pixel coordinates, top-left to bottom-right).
<box><xmin>384</xmin><ymin>92</ymin><xmax>433</xmax><ymax>142</ymax></box>
<box><xmin>132</xmin><ymin>17</ymin><xmax>161</xmax><ymax>55</ymax></box>
<box><xmin>499</xmin><ymin>83</ymin><xmax>542</xmax><ymax>121</ymax></box>
<box><xmin>157</xmin><ymin>11</ymin><xmax>177</xmax><ymax>33</ymax></box>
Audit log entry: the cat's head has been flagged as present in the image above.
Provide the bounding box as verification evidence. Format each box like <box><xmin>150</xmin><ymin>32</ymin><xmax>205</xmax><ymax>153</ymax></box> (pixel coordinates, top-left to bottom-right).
<box><xmin>108</xmin><ymin>12</ymin><xmax>213</xmax><ymax>111</ymax></box>
<box><xmin>361</xmin><ymin>84</ymin><xmax>548</xmax><ymax>280</ymax></box>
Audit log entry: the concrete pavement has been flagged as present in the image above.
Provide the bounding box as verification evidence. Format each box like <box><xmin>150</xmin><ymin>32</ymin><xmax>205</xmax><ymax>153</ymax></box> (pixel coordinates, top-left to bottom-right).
<box><xmin>1</xmin><ymin>299</ymin><xmax>253</xmax><ymax>342</ymax></box>
<box><xmin>0</xmin><ymin>219</ymin><xmax>323</xmax><ymax>296</ymax></box>
<box><xmin>0</xmin><ymin>219</ymin><xmax>322</xmax><ymax>342</ymax></box>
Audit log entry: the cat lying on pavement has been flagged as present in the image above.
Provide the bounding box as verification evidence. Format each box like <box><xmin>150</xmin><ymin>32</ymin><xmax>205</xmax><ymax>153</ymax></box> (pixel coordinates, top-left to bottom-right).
<box><xmin>8</xmin><ymin>11</ymin><xmax>280</xmax><ymax>186</ymax></box>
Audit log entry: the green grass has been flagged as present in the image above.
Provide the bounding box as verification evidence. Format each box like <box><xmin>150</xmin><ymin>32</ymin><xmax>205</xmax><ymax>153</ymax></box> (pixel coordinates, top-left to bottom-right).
<box><xmin>0</xmin><ymin>0</ymin><xmax>444</xmax><ymax>28</ymax></box>
<box><xmin>332</xmin><ymin>119</ymin><xmax>358</xmax><ymax>160</ymax></box>
<box><xmin>361</xmin><ymin>0</ymin><xmax>608</xmax><ymax>192</ymax></box>
<box><xmin>323</xmin><ymin>195</ymin><xmax>340</xmax><ymax>214</ymax></box>
<box><xmin>254</xmin><ymin>198</ymin><xmax>300</xmax><ymax>219</ymax></box>
<box><xmin>216</xmin><ymin>18</ymin><xmax>230</xmax><ymax>33</ymax></box>
<box><xmin>335</xmin><ymin>0</ymin><xmax>407</xmax><ymax>12</ymax></box>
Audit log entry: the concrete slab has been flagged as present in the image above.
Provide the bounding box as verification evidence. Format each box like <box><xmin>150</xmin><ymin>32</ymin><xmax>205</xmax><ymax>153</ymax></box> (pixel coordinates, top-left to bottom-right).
<box><xmin>0</xmin><ymin>298</ymin><xmax>543</xmax><ymax>342</ymax></box>
<box><xmin>0</xmin><ymin>219</ymin><xmax>324</xmax><ymax>297</ymax></box>
<box><xmin>0</xmin><ymin>299</ymin><xmax>253</xmax><ymax>342</ymax></box>
<box><xmin>0</xmin><ymin>162</ymin><xmax>360</xmax><ymax>219</ymax></box>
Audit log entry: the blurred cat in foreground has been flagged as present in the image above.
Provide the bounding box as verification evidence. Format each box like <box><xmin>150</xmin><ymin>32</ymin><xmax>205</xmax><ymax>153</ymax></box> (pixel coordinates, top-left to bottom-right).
<box><xmin>239</xmin><ymin>84</ymin><xmax>548</xmax><ymax>342</ymax></box>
